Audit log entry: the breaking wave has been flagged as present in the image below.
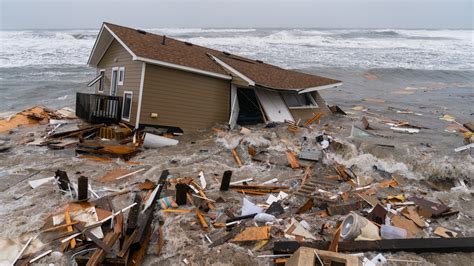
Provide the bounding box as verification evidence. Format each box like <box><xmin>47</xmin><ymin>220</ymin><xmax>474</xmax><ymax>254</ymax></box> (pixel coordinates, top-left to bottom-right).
<box><xmin>1</xmin><ymin>28</ymin><xmax>472</xmax><ymax>69</ymax></box>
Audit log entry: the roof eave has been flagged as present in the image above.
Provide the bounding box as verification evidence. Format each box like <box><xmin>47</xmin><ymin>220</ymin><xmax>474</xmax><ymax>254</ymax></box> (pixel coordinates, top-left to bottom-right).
<box><xmin>135</xmin><ymin>56</ymin><xmax>232</xmax><ymax>80</ymax></box>
<box><xmin>297</xmin><ymin>82</ymin><xmax>343</xmax><ymax>94</ymax></box>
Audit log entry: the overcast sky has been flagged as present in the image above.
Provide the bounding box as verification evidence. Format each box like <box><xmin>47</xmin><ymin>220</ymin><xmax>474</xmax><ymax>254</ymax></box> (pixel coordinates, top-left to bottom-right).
<box><xmin>0</xmin><ymin>0</ymin><xmax>472</xmax><ymax>30</ymax></box>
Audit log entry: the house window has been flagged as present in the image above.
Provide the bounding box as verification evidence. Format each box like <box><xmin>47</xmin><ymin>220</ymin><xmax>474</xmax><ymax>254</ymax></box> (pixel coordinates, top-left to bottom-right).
<box><xmin>281</xmin><ymin>92</ymin><xmax>316</xmax><ymax>108</ymax></box>
<box><xmin>122</xmin><ymin>91</ymin><xmax>133</xmax><ymax>121</ymax></box>
<box><xmin>118</xmin><ymin>67</ymin><xmax>125</xmax><ymax>85</ymax></box>
<box><xmin>98</xmin><ymin>70</ymin><xmax>105</xmax><ymax>92</ymax></box>
<box><xmin>111</xmin><ymin>68</ymin><xmax>118</xmax><ymax>96</ymax></box>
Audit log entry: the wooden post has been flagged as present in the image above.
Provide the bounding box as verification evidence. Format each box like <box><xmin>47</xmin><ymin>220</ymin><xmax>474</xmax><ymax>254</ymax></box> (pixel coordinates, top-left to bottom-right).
<box><xmin>55</xmin><ymin>170</ymin><xmax>70</xmax><ymax>191</ymax></box>
<box><xmin>220</xmin><ymin>170</ymin><xmax>232</xmax><ymax>191</ymax></box>
<box><xmin>77</xmin><ymin>176</ymin><xmax>88</xmax><ymax>201</ymax></box>
<box><xmin>175</xmin><ymin>183</ymin><xmax>188</xmax><ymax>205</ymax></box>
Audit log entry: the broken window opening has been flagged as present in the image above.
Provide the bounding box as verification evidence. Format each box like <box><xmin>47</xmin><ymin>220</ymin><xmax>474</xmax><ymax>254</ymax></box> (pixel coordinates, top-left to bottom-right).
<box><xmin>236</xmin><ymin>88</ymin><xmax>264</xmax><ymax>126</ymax></box>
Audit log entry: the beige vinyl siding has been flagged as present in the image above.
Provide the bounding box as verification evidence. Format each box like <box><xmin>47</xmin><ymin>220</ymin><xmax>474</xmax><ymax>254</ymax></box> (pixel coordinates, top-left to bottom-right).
<box><xmin>96</xmin><ymin>39</ymin><xmax>142</xmax><ymax>125</ymax></box>
<box><xmin>140</xmin><ymin>64</ymin><xmax>231</xmax><ymax>132</ymax></box>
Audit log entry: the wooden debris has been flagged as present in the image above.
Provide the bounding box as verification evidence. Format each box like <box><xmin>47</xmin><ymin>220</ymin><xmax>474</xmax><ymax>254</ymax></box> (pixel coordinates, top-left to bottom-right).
<box><xmin>401</xmin><ymin>206</ymin><xmax>427</xmax><ymax>228</ymax></box>
<box><xmin>328</xmin><ymin>225</ymin><xmax>342</xmax><ymax>252</ymax></box>
<box><xmin>274</xmin><ymin>238</ymin><xmax>474</xmax><ymax>254</ymax></box>
<box><xmin>390</xmin><ymin>215</ymin><xmax>422</xmax><ymax>238</ymax></box>
<box><xmin>409</xmin><ymin>196</ymin><xmax>450</xmax><ymax>217</ymax></box>
<box><xmin>304</xmin><ymin>112</ymin><xmax>323</xmax><ymax>127</ymax></box>
<box><xmin>357</xmin><ymin>193</ymin><xmax>380</xmax><ymax>207</ymax></box>
<box><xmin>286</xmin><ymin>151</ymin><xmax>300</xmax><ymax>169</ymax></box>
<box><xmin>64</xmin><ymin>211</ymin><xmax>76</xmax><ymax>249</ymax></box>
<box><xmin>296</xmin><ymin>198</ymin><xmax>314</xmax><ymax>214</ymax></box>
<box><xmin>231</xmin><ymin>148</ymin><xmax>243</xmax><ymax>167</ymax></box>
<box><xmin>434</xmin><ymin>227</ymin><xmax>458</xmax><ymax>238</ymax></box>
<box><xmin>232</xmin><ymin>226</ymin><xmax>270</xmax><ymax>242</ymax></box>
<box><xmin>161</xmin><ymin>209</ymin><xmax>192</xmax><ymax>213</ymax></box>
<box><xmin>86</xmin><ymin>231</ymin><xmax>120</xmax><ymax>266</ymax></box>
<box><xmin>286</xmin><ymin>247</ymin><xmax>360</xmax><ymax>266</ymax></box>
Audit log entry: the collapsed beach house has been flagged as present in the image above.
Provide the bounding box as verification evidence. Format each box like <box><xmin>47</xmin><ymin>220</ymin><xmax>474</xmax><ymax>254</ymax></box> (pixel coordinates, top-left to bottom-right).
<box><xmin>80</xmin><ymin>22</ymin><xmax>342</xmax><ymax>132</ymax></box>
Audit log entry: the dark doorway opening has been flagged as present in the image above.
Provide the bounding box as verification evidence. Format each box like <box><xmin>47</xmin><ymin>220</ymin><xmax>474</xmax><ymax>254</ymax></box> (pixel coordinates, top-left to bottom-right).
<box><xmin>237</xmin><ymin>88</ymin><xmax>264</xmax><ymax>125</ymax></box>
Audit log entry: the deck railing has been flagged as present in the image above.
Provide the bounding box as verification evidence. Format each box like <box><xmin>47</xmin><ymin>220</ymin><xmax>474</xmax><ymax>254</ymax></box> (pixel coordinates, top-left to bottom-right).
<box><xmin>76</xmin><ymin>92</ymin><xmax>123</xmax><ymax>124</ymax></box>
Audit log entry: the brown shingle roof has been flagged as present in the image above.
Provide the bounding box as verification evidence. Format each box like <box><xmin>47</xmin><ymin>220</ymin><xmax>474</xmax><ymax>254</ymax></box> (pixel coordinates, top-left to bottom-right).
<box><xmin>103</xmin><ymin>22</ymin><xmax>341</xmax><ymax>90</ymax></box>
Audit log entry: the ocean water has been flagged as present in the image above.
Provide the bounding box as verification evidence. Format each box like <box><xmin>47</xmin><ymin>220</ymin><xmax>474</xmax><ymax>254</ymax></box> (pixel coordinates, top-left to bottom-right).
<box><xmin>0</xmin><ymin>28</ymin><xmax>473</xmax><ymax>113</ymax></box>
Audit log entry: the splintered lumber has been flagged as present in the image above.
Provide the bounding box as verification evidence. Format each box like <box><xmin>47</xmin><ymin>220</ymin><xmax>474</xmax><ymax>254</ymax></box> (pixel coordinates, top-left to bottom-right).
<box><xmin>231</xmin><ymin>148</ymin><xmax>243</xmax><ymax>167</ymax></box>
<box><xmin>232</xmin><ymin>226</ymin><xmax>270</xmax><ymax>242</ymax></box>
<box><xmin>133</xmin><ymin>170</ymin><xmax>169</xmax><ymax>246</ymax></box>
<box><xmin>187</xmin><ymin>193</ymin><xmax>208</xmax><ymax>229</ymax></box>
<box><xmin>273</xmin><ymin>238</ymin><xmax>474</xmax><ymax>254</ymax></box>
<box><xmin>127</xmin><ymin>193</ymin><xmax>142</xmax><ymax>234</ymax></box>
<box><xmin>191</xmin><ymin>180</ymin><xmax>216</xmax><ymax>210</ymax></box>
<box><xmin>74</xmin><ymin>223</ymin><xmax>114</xmax><ymax>255</ymax></box>
<box><xmin>86</xmin><ymin>231</ymin><xmax>120</xmax><ymax>266</ymax></box>
<box><xmin>236</xmin><ymin>190</ymin><xmax>268</xmax><ymax>195</ymax></box>
<box><xmin>64</xmin><ymin>211</ymin><xmax>76</xmax><ymax>249</ymax></box>
<box><xmin>161</xmin><ymin>209</ymin><xmax>192</xmax><ymax>213</ymax></box>
<box><xmin>230</xmin><ymin>184</ymin><xmax>289</xmax><ymax>191</ymax></box>
<box><xmin>286</xmin><ymin>151</ymin><xmax>300</xmax><ymax>169</ymax></box>
<box><xmin>304</xmin><ymin>112</ymin><xmax>323</xmax><ymax>127</ymax></box>
<box><xmin>296</xmin><ymin>198</ymin><xmax>314</xmax><ymax>214</ymax></box>
<box><xmin>328</xmin><ymin>225</ymin><xmax>342</xmax><ymax>252</ymax></box>
<box><xmin>118</xmin><ymin>229</ymin><xmax>139</xmax><ymax>258</ymax></box>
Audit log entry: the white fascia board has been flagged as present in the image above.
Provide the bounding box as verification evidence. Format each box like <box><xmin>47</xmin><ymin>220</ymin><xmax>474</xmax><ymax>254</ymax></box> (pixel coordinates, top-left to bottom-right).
<box><xmin>208</xmin><ymin>54</ymin><xmax>255</xmax><ymax>86</ymax></box>
<box><xmin>103</xmin><ymin>24</ymin><xmax>137</xmax><ymax>59</ymax></box>
<box><xmin>135</xmin><ymin>56</ymin><xmax>232</xmax><ymax>80</ymax></box>
<box><xmin>135</xmin><ymin>62</ymin><xmax>146</xmax><ymax>128</ymax></box>
<box><xmin>87</xmin><ymin>25</ymin><xmax>105</xmax><ymax>65</ymax></box>
<box><xmin>297</xmin><ymin>82</ymin><xmax>343</xmax><ymax>94</ymax></box>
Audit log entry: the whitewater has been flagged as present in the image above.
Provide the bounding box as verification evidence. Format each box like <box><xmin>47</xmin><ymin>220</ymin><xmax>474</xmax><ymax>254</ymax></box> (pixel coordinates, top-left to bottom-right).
<box><xmin>0</xmin><ymin>28</ymin><xmax>473</xmax><ymax>113</ymax></box>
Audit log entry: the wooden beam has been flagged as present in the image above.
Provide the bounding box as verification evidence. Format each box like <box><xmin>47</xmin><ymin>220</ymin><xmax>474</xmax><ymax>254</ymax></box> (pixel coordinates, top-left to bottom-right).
<box><xmin>274</xmin><ymin>238</ymin><xmax>474</xmax><ymax>254</ymax></box>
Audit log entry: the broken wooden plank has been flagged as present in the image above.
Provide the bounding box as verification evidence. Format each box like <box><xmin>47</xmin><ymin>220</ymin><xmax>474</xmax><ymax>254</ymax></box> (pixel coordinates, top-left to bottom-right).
<box><xmin>86</xmin><ymin>231</ymin><xmax>120</xmax><ymax>266</ymax></box>
<box><xmin>231</xmin><ymin>149</ymin><xmax>242</xmax><ymax>167</ymax></box>
<box><xmin>296</xmin><ymin>198</ymin><xmax>313</xmax><ymax>214</ymax></box>
<box><xmin>232</xmin><ymin>226</ymin><xmax>270</xmax><ymax>242</ymax></box>
<box><xmin>64</xmin><ymin>211</ymin><xmax>76</xmax><ymax>249</ymax></box>
<box><xmin>286</xmin><ymin>151</ymin><xmax>300</xmax><ymax>169</ymax></box>
<box><xmin>409</xmin><ymin>196</ymin><xmax>450</xmax><ymax>217</ymax></box>
<box><xmin>434</xmin><ymin>227</ymin><xmax>458</xmax><ymax>238</ymax></box>
<box><xmin>74</xmin><ymin>223</ymin><xmax>114</xmax><ymax>255</ymax></box>
<box><xmin>303</xmin><ymin>112</ymin><xmax>323</xmax><ymax>127</ymax></box>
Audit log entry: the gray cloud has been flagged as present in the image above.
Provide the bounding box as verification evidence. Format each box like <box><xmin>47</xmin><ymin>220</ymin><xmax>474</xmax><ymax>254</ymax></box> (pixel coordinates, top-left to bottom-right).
<box><xmin>1</xmin><ymin>0</ymin><xmax>472</xmax><ymax>29</ymax></box>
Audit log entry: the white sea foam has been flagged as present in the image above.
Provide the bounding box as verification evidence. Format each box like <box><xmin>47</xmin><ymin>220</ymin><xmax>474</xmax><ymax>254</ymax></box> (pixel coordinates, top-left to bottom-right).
<box><xmin>0</xmin><ymin>28</ymin><xmax>472</xmax><ymax>69</ymax></box>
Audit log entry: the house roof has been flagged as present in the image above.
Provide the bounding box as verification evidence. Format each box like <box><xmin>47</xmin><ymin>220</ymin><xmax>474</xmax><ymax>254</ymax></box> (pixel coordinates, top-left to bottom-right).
<box><xmin>92</xmin><ymin>22</ymin><xmax>341</xmax><ymax>91</ymax></box>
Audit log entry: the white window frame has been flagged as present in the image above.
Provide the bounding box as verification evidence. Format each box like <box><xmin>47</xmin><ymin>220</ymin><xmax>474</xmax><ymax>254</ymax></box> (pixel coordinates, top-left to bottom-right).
<box><xmin>110</xmin><ymin>67</ymin><xmax>119</xmax><ymax>96</ymax></box>
<box><xmin>97</xmin><ymin>69</ymin><xmax>105</xmax><ymax>93</ymax></box>
<box><xmin>118</xmin><ymin>67</ymin><xmax>125</xmax><ymax>86</ymax></box>
<box><xmin>122</xmin><ymin>91</ymin><xmax>133</xmax><ymax>122</ymax></box>
<box><xmin>282</xmin><ymin>92</ymin><xmax>318</xmax><ymax>109</ymax></box>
